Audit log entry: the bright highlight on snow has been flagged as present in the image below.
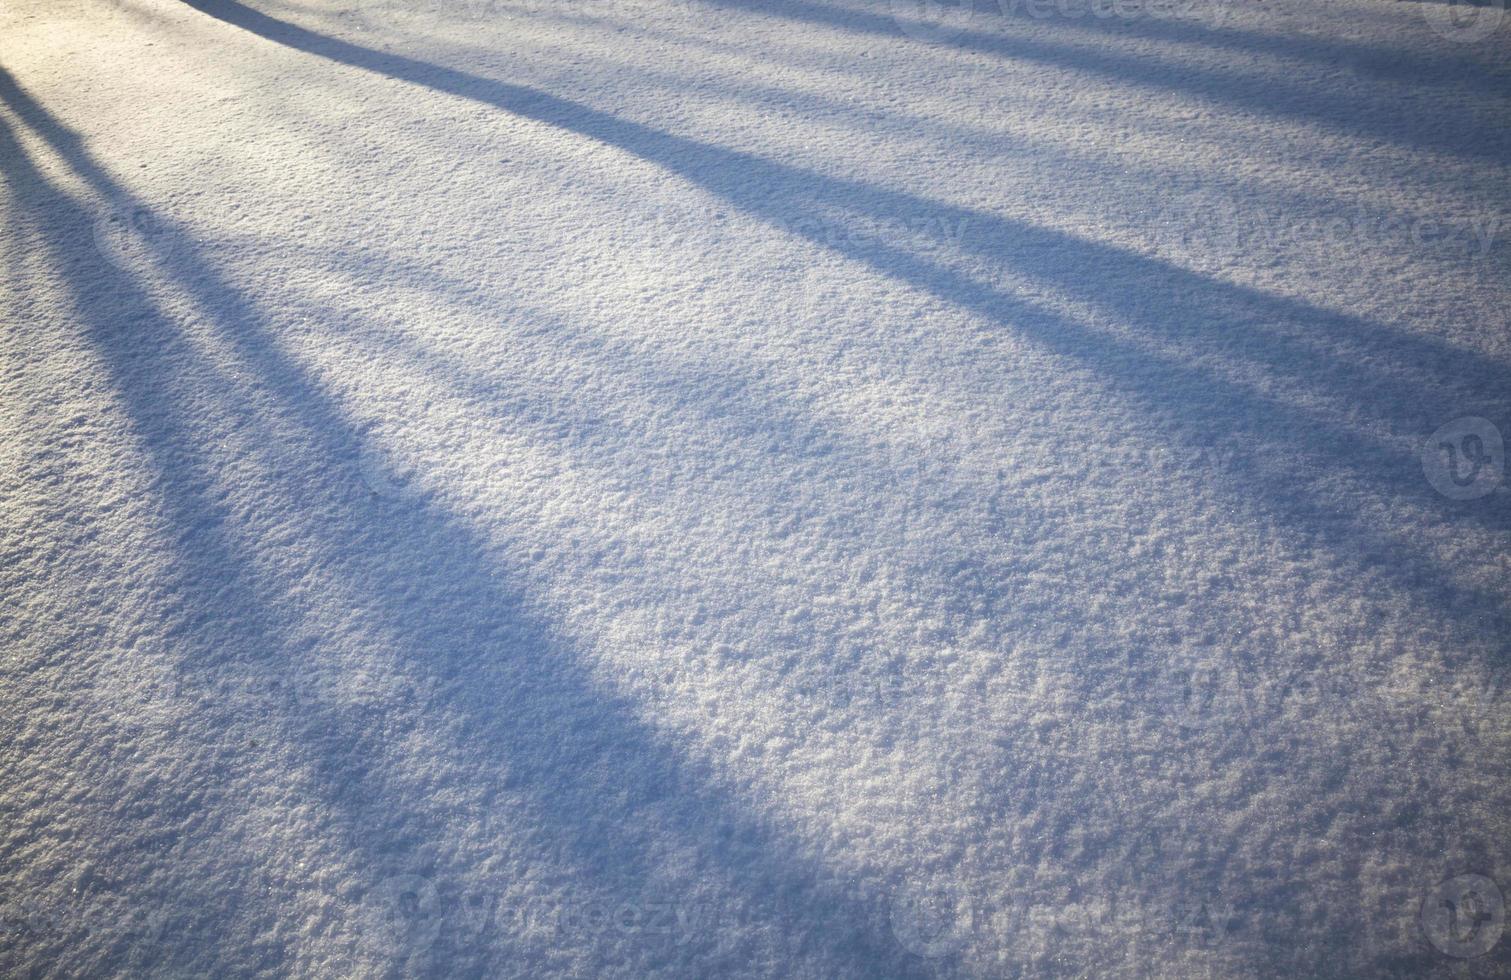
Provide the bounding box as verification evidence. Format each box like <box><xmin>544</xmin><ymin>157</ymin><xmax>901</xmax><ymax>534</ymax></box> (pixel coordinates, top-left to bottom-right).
<box><xmin>1</xmin><ymin>0</ymin><xmax>1507</xmax><ymax>976</ymax></box>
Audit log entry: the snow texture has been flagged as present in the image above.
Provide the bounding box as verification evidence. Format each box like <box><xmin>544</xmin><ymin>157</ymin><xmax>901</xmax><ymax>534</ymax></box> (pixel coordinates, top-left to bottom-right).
<box><xmin>1</xmin><ymin>0</ymin><xmax>1508</xmax><ymax>976</ymax></box>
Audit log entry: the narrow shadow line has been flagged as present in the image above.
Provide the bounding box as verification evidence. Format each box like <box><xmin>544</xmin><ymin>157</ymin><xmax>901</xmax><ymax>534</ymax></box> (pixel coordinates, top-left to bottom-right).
<box><xmin>700</xmin><ymin>0</ymin><xmax>1510</xmax><ymax>163</ymax></box>
<box><xmin>738</xmin><ymin>0</ymin><xmax>1506</xmax><ymax>80</ymax></box>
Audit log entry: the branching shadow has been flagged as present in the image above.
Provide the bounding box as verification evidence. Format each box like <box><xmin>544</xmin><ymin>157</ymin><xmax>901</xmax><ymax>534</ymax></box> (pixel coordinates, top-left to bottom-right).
<box><xmin>705</xmin><ymin>0</ymin><xmax>1511</xmax><ymax>163</ymax></box>
<box><xmin>0</xmin><ymin>70</ymin><xmax>935</xmax><ymax>979</ymax></box>
<box><xmin>7</xmin><ymin>1</ymin><xmax>1508</xmax><ymax>973</ymax></box>
<box><xmin>175</xmin><ymin>0</ymin><xmax>1511</xmax><ymax>662</ymax></box>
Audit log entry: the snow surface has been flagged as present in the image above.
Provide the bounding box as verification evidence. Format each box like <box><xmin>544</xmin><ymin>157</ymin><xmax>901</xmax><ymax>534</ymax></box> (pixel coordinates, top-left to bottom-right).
<box><xmin>1</xmin><ymin>0</ymin><xmax>1508</xmax><ymax>976</ymax></box>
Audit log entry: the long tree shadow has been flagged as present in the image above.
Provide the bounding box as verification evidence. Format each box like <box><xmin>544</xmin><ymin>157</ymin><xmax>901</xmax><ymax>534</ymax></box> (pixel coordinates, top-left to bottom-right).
<box><xmin>703</xmin><ymin>0</ymin><xmax>1510</xmax><ymax>164</ymax></box>
<box><xmin>721</xmin><ymin>0</ymin><xmax>1511</xmax><ymax>75</ymax></box>
<box><xmin>5</xmin><ymin>7</ymin><xmax>1506</xmax><ymax>974</ymax></box>
<box><xmin>263</xmin><ymin>229</ymin><xmax>1511</xmax><ymax>974</ymax></box>
<box><xmin>0</xmin><ymin>75</ymin><xmax>941</xmax><ymax>978</ymax></box>
<box><xmin>175</xmin><ymin>1</ymin><xmax>1510</xmax><ymax>426</ymax></box>
<box><xmin>173</xmin><ymin>0</ymin><xmax>1511</xmax><ymax>660</ymax></box>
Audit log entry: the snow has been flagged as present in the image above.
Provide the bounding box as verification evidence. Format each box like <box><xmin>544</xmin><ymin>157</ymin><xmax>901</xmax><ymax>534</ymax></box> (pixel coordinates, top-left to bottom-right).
<box><xmin>1</xmin><ymin>0</ymin><xmax>1507</xmax><ymax>976</ymax></box>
